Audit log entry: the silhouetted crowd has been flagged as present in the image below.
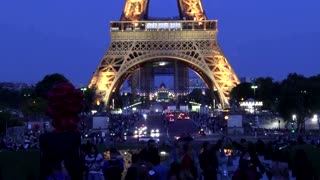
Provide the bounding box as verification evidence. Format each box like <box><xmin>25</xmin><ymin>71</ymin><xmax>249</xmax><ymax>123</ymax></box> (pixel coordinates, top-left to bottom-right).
<box><xmin>44</xmin><ymin>135</ymin><xmax>320</xmax><ymax>180</ymax></box>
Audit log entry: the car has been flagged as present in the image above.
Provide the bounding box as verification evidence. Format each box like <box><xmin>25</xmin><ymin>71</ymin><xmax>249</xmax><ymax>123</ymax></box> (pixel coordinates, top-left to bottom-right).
<box><xmin>134</xmin><ymin>126</ymin><xmax>148</xmax><ymax>138</ymax></box>
<box><xmin>199</xmin><ymin>128</ymin><xmax>206</xmax><ymax>136</ymax></box>
<box><xmin>177</xmin><ymin>113</ymin><xmax>185</xmax><ymax>120</ymax></box>
<box><xmin>168</xmin><ymin>117</ymin><xmax>175</xmax><ymax>122</ymax></box>
<box><xmin>150</xmin><ymin>129</ymin><xmax>160</xmax><ymax>137</ymax></box>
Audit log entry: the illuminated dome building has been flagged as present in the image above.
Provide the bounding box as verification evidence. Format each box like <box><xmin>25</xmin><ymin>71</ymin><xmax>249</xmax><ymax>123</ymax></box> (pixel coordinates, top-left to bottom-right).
<box><xmin>239</xmin><ymin>98</ymin><xmax>263</xmax><ymax>114</ymax></box>
<box><xmin>152</xmin><ymin>83</ymin><xmax>174</xmax><ymax>102</ymax></box>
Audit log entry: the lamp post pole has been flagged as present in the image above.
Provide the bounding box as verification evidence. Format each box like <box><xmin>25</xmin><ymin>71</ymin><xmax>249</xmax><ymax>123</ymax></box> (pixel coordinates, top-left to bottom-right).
<box><xmin>251</xmin><ymin>85</ymin><xmax>258</xmax><ymax>98</ymax></box>
<box><xmin>5</xmin><ymin>118</ymin><xmax>7</xmax><ymax>136</ymax></box>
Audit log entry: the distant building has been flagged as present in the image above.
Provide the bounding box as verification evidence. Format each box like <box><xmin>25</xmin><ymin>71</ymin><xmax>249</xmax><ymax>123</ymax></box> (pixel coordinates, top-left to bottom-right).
<box><xmin>239</xmin><ymin>77</ymin><xmax>256</xmax><ymax>83</ymax></box>
<box><xmin>0</xmin><ymin>82</ymin><xmax>34</xmax><ymax>91</ymax></box>
<box><xmin>151</xmin><ymin>83</ymin><xmax>174</xmax><ymax>102</ymax></box>
<box><xmin>189</xmin><ymin>77</ymin><xmax>206</xmax><ymax>92</ymax></box>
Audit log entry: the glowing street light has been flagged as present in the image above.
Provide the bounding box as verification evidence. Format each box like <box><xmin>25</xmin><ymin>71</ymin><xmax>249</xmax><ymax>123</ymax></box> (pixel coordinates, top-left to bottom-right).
<box><xmin>292</xmin><ymin>114</ymin><xmax>297</xmax><ymax>121</ymax></box>
<box><xmin>80</xmin><ymin>87</ymin><xmax>87</xmax><ymax>92</ymax></box>
<box><xmin>312</xmin><ymin>114</ymin><xmax>318</xmax><ymax>122</ymax></box>
<box><xmin>251</xmin><ymin>85</ymin><xmax>258</xmax><ymax>97</ymax></box>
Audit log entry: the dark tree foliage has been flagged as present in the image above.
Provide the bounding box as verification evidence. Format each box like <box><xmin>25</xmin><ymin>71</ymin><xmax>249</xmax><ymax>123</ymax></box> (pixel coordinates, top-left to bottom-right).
<box><xmin>277</xmin><ymin>73</ymin><xmax>320</xmax><ymax>132</ymax></box>
<box><xmin>230</xmin><ymin>73</ymin><xmax>320</xmax><ymax>133</ymax></box>
<box><xmin>229</xmin><ymin>82</ymin><xmax>253</xmax><ymax>102</ymax></box>
<box><xmin>0</xmin><ymin>111</ymin><xmax>24</xmax><ymax>134</ymax></box>
<box><xmin>255</xmin><ymin>77</ymin><xmax>281</xmax><ymax>110</ymax></box>
<box><xmin>82</xmin><ymin>88</ymin><xmax>95</xmax><ymax>113</ymax></box>
<box><xmin>35</xmin><ymin>73</ymin><xmax>69</xmax><ymax>99</ymax></box>
<box><xmin>21</xmin><ymin>97</ymin><xmax>47</xmax><ymax>116</ymax></box>
<box><xmin>0</xmin><ymin>88</ymin><xmax>21</xmax><ymax>109</ymax></box>
<box><xmin>203</xmin><ymin>89</ymin><xmax>214</xmax><ymax>106</ymax></box>
<box><xmin>188</xmin><ymin>88</ymin><xmax>203</xmax><ymax>103</ymax></box>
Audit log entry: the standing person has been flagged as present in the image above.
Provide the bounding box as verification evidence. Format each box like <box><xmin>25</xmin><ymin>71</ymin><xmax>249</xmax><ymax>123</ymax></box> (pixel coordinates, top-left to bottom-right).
<box><xmin>199</xmin><ymin>141</ymin><xmax>219</xmax><ymax>180</ymax></box>
<box><xmin>85</xmin><ymin>145</ymin><xmax>104</xmax><ymax>180</ymax></box>
<box><xmin>232</xmin><ymin>142</ymin><xmax>264</xmax><ymax>180</ymax></box>
<box><xmin>270</xmin><ymin>149</ymin><xmax>289</xmax><ymax>180</ymax></box>
<box><xmin>180</xmin><ymin>143</ymin><xmax>197</xmax><ymax>180</ymax></box>
<box><xmin>152</xmin><ymin>154</ymin><xmax>169</xmax><ymax>180</ymax></box>
<box><xmin>293</xmin><ymin>149</ymin><xmax>316</xmax><ymax>180</ymax></box>
<box><xmin>103</xmin><ymin>148</ymin><xmax>123</xmax><ymax>180</ymax></box>
<box><xmin>167</xmin><ymin>161</ymin><xmax>181</xmax><ymax>180</ymax></box>
<box><xmin>47</xmin><ymin>161</ymin><xmax>70</xmax><ymax>180</ymax></box>
<box><xmin>139</xmin><ymin>139</ymin><xmax>159</xmax><ymax>165</ymax></box>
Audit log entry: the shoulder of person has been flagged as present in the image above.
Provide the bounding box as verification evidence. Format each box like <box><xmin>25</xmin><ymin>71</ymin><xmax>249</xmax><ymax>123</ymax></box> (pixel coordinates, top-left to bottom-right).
<box><xmin>96</xmin><ymin>153</ymin><xmax>103</xmax><ymax>159</ymax></box>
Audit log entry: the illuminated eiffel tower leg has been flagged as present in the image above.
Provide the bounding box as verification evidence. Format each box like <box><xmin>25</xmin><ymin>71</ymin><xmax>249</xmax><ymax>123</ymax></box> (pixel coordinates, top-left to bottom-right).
<box><xmin>89</xmin><ymin>0</ymin><xmax>240</xmax><ymax>109</ymax></box>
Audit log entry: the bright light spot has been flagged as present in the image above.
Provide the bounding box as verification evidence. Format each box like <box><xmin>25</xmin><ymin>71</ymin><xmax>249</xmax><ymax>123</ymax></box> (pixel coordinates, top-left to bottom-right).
<box><xmin>292</xmin><ymin>114</ymin><xmax>297</xmax><ymax>120</ymax></box>
<box><xmin>224</xmin><ymin>116</ymin><xmax>229</xmax><ymax>120</ymax></box>
<box><xmin>159</xmin><ymin>62</ymin><xmax>166</xmax><ymax>66</ymax></box>
<box><xmin>160</xmin><ymin>151</ymin><xmax>167</xmax><ymax>156</ymax></box>
<box><xmin>91</xmin><ymin>110</ymin><xmax>97</xmax><ymax>114</ymax></box>
<box><xmin>312</xmin><ymin>114</ymin><xmax>318</xmax><ymax>122</ymax></box>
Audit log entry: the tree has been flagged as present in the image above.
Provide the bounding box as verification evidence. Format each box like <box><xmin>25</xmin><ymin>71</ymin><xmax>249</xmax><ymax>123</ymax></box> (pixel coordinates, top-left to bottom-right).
<box><xmin>0</xmin><ymin>111</ymin><xmax>24</xmax><ymax>135</ymax></box>
<box><xmin>35</xmin><ymin>73</ymin><xmax>69</xmax><ymax>99</ymax></box>
<box><xmin>229</xmin><ymin>82</ymin><xmax>253</xmax><ymax>102</ymax></box>
<box><xmin>255</xmin><ymin>77</ymin><xmax>281</xmax><ymax>110</ymax></box>
<box><xmin>188</xmin><ymin>88</ymin><xmax>203</xmax><ymax>103</ymax></box>
<box><xmin>0</xmin><ymin>87</ymin><xmax>21</xmax><ymax>109</ymax></box>
<box><xmin>82</xmin><ymin>87</ymin><xmax>95</xmax><ymax>113</ymax></box>
<box><xmin>21</xmin><ymin>97</ymin><xmax>47</xmax><ymax>116</ymax></box>
<box><xmin>277</xmin><ymin>73</ymin><xmax>312</xmax><ymax>132</ymax></box>
<box><xmin>203</xmin><ymin>89</ymin><xmax>214</xmax><ymax>106</ymax></box>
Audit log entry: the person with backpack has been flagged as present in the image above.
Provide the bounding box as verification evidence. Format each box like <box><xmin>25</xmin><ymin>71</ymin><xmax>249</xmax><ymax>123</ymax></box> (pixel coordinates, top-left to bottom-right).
<box><xmin>180</xmin><ymin>143</ymin><xmax>198</xmax><ymax>180</ymax></box>
<box><xmin>102</xmin><ymin>148</ymin><xmax>123</xmax><ymax>180</ymax></box>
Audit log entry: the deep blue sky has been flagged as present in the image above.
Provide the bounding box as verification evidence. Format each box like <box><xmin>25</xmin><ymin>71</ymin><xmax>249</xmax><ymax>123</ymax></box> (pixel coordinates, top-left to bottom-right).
<box><xmin>0</xmin><ymin>0</ymin><xmax>319</xmax><ymax>86</ymax></box>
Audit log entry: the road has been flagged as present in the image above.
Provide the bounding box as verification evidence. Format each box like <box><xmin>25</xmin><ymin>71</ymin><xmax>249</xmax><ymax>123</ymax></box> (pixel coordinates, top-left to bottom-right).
<box><xmin>103</xmin><ymin>112</ymin><xmax>278</xmax><ymax>146</ymax></box>
<box><xmin>145</xmin><ymin>113</ymin><xmax>198</xmax><ymax>138</ymax></box>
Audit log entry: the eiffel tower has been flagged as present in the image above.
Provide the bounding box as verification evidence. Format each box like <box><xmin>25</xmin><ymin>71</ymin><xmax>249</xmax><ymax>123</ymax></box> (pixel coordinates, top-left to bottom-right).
<box><xmin>89</xmin><ymin>0</ymin><xmax>240</xmax><ymax>109</ymax></box>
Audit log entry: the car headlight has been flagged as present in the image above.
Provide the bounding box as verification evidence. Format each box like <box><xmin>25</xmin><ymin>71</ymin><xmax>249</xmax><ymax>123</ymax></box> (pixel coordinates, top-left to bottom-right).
<box><xmin>156</xmin><ymin>129</ymin><xmax>159</xmax><ymax>133</ymax></box>
<box><xmin>144</xmin><ymin>131</ymin><xmax>147</xmax><ymax>135</ymax></box>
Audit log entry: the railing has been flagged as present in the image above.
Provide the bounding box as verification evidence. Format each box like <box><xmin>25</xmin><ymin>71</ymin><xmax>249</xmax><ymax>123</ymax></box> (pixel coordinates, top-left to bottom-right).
<box><xmin>110</xmin><ymin>20</ymin><xmax>217</xmax><ymax>32</ymax></box>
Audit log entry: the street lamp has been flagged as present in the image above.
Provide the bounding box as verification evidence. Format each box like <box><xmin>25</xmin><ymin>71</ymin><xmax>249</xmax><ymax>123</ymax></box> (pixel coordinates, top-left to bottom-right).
<box><xmin>251</xmin><ymin>85</ymin><xmax>258</xmax><ymax>98</ymax></box>
<box><xmin>80</xmin><ymin>87</ymin><xmax>87</xmax><ymax>92</ymax></box>
<box><xmin>312</xmin><ymin>114</ymin><xmax>320</xmax><ymax>134</ymax></box>
<box><xmin>292</xmin><ymin>114</ymin><xmax>297</xmax><ymax>121</ymax></box>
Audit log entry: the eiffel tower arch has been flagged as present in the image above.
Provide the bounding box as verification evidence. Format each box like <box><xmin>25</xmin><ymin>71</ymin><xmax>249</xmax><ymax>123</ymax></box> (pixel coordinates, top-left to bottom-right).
<box><xmin>89</xmin><ymin>0</ymin><xmax>240</xmax><ymax>109</ymax></box>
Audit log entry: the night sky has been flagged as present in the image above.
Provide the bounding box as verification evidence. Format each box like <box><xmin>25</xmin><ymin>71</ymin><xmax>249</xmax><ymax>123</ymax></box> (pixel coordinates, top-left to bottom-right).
<box><xmin>0</xmin><ymin>0</ymin><xmax>319</xmax><ymax>86</ymax></box>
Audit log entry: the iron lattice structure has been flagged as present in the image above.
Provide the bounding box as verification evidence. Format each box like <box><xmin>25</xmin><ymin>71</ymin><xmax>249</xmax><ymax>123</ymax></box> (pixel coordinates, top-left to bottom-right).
<box><xmin>89</xmin><ymin>0</ymin><xmax>240</xmax><ymax>108</ymax></box>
